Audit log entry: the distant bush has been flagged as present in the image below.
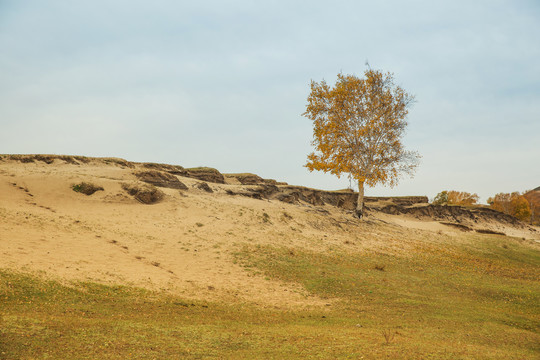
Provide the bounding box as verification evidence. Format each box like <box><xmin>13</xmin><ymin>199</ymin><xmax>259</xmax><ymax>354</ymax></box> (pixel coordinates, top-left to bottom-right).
<box><xmin>433</xmin><ymin>190</ymin><xmax>479</xmax><ymax>206</ymax></box>
<box><xmin>432</xmin><ymin>191</ymin><xmax>448</xmax><ymax>205</ymax></box>
<box><xmin>72</xmin><ymin>182</ymin><xmax>104</xmax><ymax>195</ymax></box>
<box><xmin>488</xmin><ymin>192</ymin><xmax>531</xmax><ymax>222</ymax></box>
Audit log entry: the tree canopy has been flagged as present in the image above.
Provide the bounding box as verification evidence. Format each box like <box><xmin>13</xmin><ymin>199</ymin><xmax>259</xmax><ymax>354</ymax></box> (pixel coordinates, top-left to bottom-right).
<box><xmin>433</xmin><ymin>190</ymin><xmax>479</xmax><ymax>206</ymax></box>
<box><xmin>304</xmin><ymin>68</ymin><xmax>420</xmax><ymax>217</ymax></box>
<box><xmin>488</xmin><ymin>192</ymin><xmax>532</xmax><ymax>222</ymax></box>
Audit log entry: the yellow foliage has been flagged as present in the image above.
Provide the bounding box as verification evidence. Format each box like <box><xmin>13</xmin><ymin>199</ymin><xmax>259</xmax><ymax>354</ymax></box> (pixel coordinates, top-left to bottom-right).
<box><xmin>446</xmin><ymin>191</ymin><xmax>479</xmax><ymax>206</ymax></box>
<box><xmin>304</xmin><ymin>69</ymin><xmax>420</xmax><ymax>189</ymax></box>
<box><xmin>488</xmin><ymin>192</ymin><xmax>531</xmax><ymax>221</ymax></box>
<box><xmin>433</xmin><ymin>190</ymin><xmax>479</xmax><ymax>206</ymax></box>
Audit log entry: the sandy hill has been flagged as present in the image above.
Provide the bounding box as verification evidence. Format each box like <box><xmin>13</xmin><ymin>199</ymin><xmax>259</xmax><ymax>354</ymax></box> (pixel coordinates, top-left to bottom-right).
<box><xmin>526</xmin><ymin>187</ymin><xmax>540</xmax><ymax>203</ymax></box>
<box><xmin>2</xmin><ymin>154</ymin><xmax>540</xmax><ymax>359</ymax></box>
<box><xmin>0</xmin><ymin>154</ymin><xmax>538</xmax><ymax>307</ymax></box>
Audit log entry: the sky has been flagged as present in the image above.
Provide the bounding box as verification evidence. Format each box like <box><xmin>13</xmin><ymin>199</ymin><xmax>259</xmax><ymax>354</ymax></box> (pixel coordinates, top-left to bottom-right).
<box><xmin>1</xmin><ymin>0</ymin><xmax>539</xmax><ymax>202</ymax></box>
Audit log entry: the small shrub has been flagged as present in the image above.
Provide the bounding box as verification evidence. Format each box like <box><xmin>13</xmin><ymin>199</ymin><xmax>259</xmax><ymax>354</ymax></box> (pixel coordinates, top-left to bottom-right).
<box><xmin>72</xmin><ymin>182</ymin><xmax>104</xmax><ymax>195</ymax></box>
<box><xmin>195</xmin><ymin>182</ymin><xmax>213</xmax><ymax>193</ymax></box>
<box><xmin>282</xmin><ymin>211</ymin><xmax>293</xmax><ymax>220</ymax></box>
<box><xmin>122</xmin><ymin>183</ymin><xmax>164</xmax><ymax>204</ymax></box>
<box><xmin>262</xmin><ymin>212</ymin><xmax>271</xmax><ymax>223</ymax></box>
<box><xmin>374</xmin><ymin>264</ymin><xmax>385</xmax><ymax>271</ymax></box>
<box><xmin>381</xmin><ymin>329</ymin><xmax>395</xmax><ymax>345</ymax></box>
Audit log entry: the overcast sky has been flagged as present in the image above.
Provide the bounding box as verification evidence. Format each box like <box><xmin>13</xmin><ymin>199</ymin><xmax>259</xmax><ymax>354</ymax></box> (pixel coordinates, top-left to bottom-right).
<box><xmin>1</xmin><ymin>0</ymin><xmax>539</xmax><ymax>202</ymax></box>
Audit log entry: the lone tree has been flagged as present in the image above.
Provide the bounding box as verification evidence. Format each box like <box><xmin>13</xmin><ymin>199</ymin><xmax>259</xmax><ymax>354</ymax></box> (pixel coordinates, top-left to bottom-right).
<box><xmin>304</xmin><ymin>68</ymin><xmax>420</xmax><ymax>218</ymax></box>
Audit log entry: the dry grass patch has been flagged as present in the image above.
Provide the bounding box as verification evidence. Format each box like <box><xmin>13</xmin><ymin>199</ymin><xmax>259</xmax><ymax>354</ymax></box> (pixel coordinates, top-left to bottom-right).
<box><xmin>122</xmin><ymin>183</ymin><xmax>164</xmax><ymax>204</ymax></box>
<box><xmin>72</xmin><ymin>182</ymin><xmax>104</xmax><ymax>196</ymax></box>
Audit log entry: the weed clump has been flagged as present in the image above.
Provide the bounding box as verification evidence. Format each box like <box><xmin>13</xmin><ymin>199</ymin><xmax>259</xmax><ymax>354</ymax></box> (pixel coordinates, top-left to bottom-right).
<box><xmin>382</xmin><ymin>329</ymin><xmax>396</xmax><ymax>344</ymax></box>
<box><xmin>72</xmin><ymin>182</ymin><xmax>104</xmax><ymax>196</ymax></box>
<box><xmin>122</xmin><ymin>183</ymin><xmax>164</xmax><ymax>204</ymax></box>
<box><xmin>195</xmin><ymin>182</ymin><xmax>213</xmax><ymax>193</ymax></box>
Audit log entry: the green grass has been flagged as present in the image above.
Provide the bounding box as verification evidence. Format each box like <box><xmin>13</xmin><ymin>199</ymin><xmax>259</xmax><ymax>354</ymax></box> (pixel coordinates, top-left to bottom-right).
<box><xmin>1</xmin><ymin>233</ymin><xmax>539</xmax><ymax>359</ymax></box>
<box><xmin>233</xmin><ymin>234</ymin><xmax>540</xmax><ymax>358</ymax></box>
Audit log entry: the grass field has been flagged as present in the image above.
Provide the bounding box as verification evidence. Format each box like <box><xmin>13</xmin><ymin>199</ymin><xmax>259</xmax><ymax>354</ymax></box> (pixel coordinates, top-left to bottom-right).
<box><xmin>1</xmin><ymin>232</ymin><xmax>539</xmax><ymax>359</ymax></box>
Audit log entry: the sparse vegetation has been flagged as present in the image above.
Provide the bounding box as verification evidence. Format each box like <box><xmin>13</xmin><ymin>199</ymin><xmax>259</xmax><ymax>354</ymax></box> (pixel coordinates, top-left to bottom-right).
<box><xmin>135</xmin><ymin>170</ymin><xmax>188</xmax><ymax>190</ymax></box>
<box><xmin>2</xmin><ymin>230</ymin><xmax>538</xmax><ymax>359</ymax></box>
<box><xmin>122</xmin><ymin>183</ymin><xmax>164</xmax><ymax>204</ymax></box>
<box><xmin>231</xmin><ymin>236</ymin><xmax>540</xmax><ymax>358</ymax></box>
<box><xmin>381</xmin><ymin>329</ymin><xmax>396</xmax><ymax>345</ymax></box>
<box><xmin>373</xmin><ymin>264</ymin><xmax>386</xmax><ymax>271</ymax></box>
<box><xmin>72</xmin><ymin>182</ymin><xmax>104</xmax><ymax>195</ymax></box>
<box><xmin>262</xmin><ymin>212</ymin><xmax>271</xmax><ymax>223</ymax></box>
<box><xmin>195</xmin><ymin>182</ymin><xmax>213</xmax><ymax>193</ymax></box>
<box><xmin>1</xmin><ymin>155</ymin><xmax>539</xmax><ymax>359</ymax></box>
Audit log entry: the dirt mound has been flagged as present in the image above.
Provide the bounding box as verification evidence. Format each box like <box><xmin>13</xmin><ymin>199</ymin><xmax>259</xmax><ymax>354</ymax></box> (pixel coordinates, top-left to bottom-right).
<box><xmin>195</xmin><ymin>182</ymin><xmax>213</xmax><ymax>193</ymax></box>
<box><xmin>72</xmin><ymin>182</ymin><xmax>104</xmax><ymax>195</ymax></box>
<box><xmin>2</xmin><ymin>154</ymin><xmax>92</xmax><ymax>165</ymax></box>
<box><xmin>224</xmin><ymin>184</ymin><xmax>428</xmax><ymax>211</ymax></box>
<box><xmin>225</xmin><ymin>173</ymin><xmax>264</xmax><ymax>185</ymax></box>
<box><xmin>186</xmin><ymin>167</ymin><xmax>225</xmax><ymax>184</ymax></box>
<box><xmin>224</xmin><ymin>173</ymin><xmax>285</xmax><ymax>186</ymax></box>
<box><xmin>135</xmin><ymin>171</ymin><xmax>188</xmax><ymax>190</ymax></box>
<box><xmin>379</xmin><ymin>203</ymin><xmax>523</xmax><ymax>227</ymax></box>
<box><xmin>223</xmin><ymin>185</ymin><xmax>357</xmax><ymax>210</ymax></box>
<box><xmin>122</xmin><ymin>183</ymin><xmax>165</xmax><ymax>204</ymax></box>
<box><xmin>365</xmin><ymin>196</ymin><xmax>430</xmax><ymax>206</ymax></box>
<box><xmin>140</xmin><ymin>162</ymin><xmax>188</xmax><ymax>176</ymax></box>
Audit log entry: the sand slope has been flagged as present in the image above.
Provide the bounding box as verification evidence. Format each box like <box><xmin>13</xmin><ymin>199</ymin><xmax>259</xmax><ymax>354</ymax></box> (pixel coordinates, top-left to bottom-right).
<box><xmin>1</xmin><ymin>156</ymin><xmax>538</xmax><ymax>307</ymax></box>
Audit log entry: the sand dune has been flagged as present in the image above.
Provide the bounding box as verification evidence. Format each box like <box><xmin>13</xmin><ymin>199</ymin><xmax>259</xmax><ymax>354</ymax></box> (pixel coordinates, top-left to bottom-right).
<box><xmin>1</xmin><ymin>156</ymin><xmax>538</xmax><ymax>308</ymax></box>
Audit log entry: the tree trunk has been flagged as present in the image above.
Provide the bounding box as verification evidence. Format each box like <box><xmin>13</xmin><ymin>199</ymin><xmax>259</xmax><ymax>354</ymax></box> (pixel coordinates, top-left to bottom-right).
<box><xmin>356</xmin><ymin>180</ymin><xmax>365</xmax><ymax>218</ymax></box>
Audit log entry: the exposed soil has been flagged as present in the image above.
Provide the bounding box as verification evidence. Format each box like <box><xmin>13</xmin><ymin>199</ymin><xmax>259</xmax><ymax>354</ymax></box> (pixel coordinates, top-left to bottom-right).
<box><xmin>186</xmin><ymin>167</ymin><xmax>225</xmax><ymax>184</ymax></box>
<box><xmin>122</xmin><ymin>183</ymin><xmax>165</xmax><ymax>204</ymax></box>
<box><xmin>0</xmin><ymin>154</ymin><xmax>538</xmax><ymax>309</ymax></box>
<box><xmin>135</xmin><ymin>170</ymin><xmax>188</xmax><ymax>190</ymax></box>
<box><xmin>72</xmin><ymin>182</ymin><xmax>104</xmax><ymax>196</ymax></box>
